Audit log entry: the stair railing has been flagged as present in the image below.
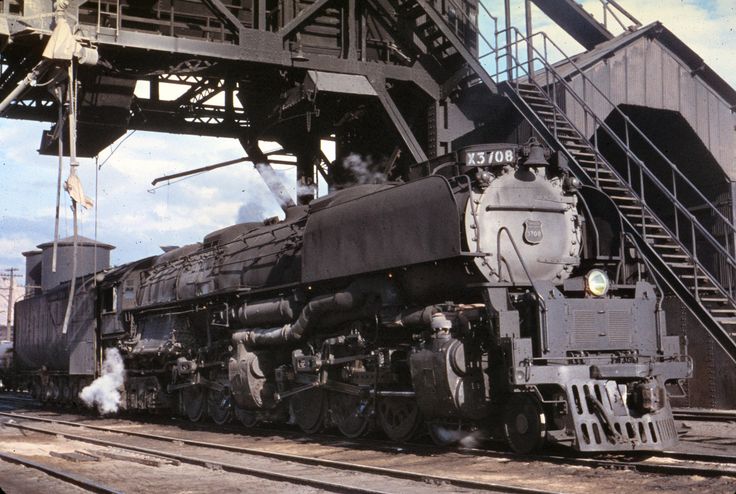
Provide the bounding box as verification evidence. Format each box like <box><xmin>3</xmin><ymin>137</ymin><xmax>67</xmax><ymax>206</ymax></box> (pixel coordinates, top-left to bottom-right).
<box><xmin>494</xmin><ymin>26</ymin><xmax>736</xmax><ymax>303</ymax></box>
<box><xmin>598</xmin><ymin>0</ymin><xmax>642</xmax><ymax>34</ymax></box>
<box><xmin>417</xmin><ymin>0</ymin><xmax>736</xmax><ymax>303</ymax></box>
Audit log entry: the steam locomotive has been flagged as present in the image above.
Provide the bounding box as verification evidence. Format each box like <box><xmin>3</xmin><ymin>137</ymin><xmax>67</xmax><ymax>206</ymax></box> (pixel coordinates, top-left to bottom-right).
<box><xmin>10</xmin><ymin>141</ymin><xmax>691</xmax><ymax>453</ymax></box>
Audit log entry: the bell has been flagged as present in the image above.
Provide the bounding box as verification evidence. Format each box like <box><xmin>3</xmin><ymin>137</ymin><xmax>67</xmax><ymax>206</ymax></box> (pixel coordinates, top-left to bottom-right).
<box><xmin>524</xmin><ymin>144</ymin><xmax>548</xmax><ymax>167</ymax></box>
<box><xmin>291</xmin><ymin>48</ymin><xmax>309</xmax><ymax>62</ymax></box>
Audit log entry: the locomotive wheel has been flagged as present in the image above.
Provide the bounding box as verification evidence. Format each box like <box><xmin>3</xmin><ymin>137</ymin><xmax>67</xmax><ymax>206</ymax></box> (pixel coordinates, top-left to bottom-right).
<box><xmin>377</xmin><ymin>397</ymin><xmax>423</xmax><ymax>442</ymax></box>
<box><xmin>181</xmin><ymin>386</ymin><xmax>207</xmax><ymax>422</ymax></box>
<box><xmin>235</xmin><ymin>407</ymin><xmax>260</xmax><ymax>428</ymax></box>
<box><xmin>50</xmin><ymin>379</ymin><xmax>60</xmax><ymax>402</ymax></box>
<box><xmin>330</xmin><ymin>392</ymin><xmax>372</xmax><ymax>438</ymax></box>
<box><xmin>208</xmin><ymin>387</ymin><xmax>233</xmax><ymax>425</ymax></box>
<box><xmin>60</xmin><ymin>378</ymin><xmax>72</xmax><ymax>407</ymax></box>
<box><xmin>503</xmin><ymin>393</ymin><xmax>546</xmax><ymax>454</ymax></box>
<box><xmin>290</xmin><ymin>388</ymin><xmax>325</xmax><ymax>434</ymax></box>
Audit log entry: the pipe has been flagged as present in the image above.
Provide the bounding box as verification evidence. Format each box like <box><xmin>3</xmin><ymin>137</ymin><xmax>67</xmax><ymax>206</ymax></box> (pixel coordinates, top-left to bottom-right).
<box><xmin>381</xmin><ymin>305</ymin><xmax>440</xmax><ymax>328</ymax></box>
<box><xmin>232</xmin><ymin>283</ymin><xmax>371</xmax><ymax>347</ymax></box>
<box><xmin>236</xmin><ymin>297</ymin><xmax>301</xmax><ymax>327</ymax></box>
<box><xmin>504</xmin><ymin>0</ymin><xmax>512</xmax><ymax>81</ymax></box>
<box><xmin>0</xmin><ymin>61</ymin><xmax>48</xmax><ymax>115</ymax></box>
<box><xmin>61</xmin><ymin>63</ymin><xmax>78</xmax><ymax>336</ymax></box>
<box><xmin>525</xmin><ymin>0</ymin><xmax>534</xmax><ymax>79</ymax></box>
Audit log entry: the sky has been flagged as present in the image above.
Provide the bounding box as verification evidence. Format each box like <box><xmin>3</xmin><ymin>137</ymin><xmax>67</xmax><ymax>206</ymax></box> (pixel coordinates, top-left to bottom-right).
<box><xmin>0</xmin><ymin>0</ymin><xmax>734</xmax><ymax>302</ymax></box>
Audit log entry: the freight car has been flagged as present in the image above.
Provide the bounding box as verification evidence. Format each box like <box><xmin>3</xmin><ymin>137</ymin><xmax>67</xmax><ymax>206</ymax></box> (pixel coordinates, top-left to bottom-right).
<box><xmin>0</xmin><ymin>340</ymin><xmax>12</xmax><ymax>390</ymax></box>
<box><xmin>10</xmin><ymin>141</ymin><xmax>692</xmax><ymax>453</ymax></box>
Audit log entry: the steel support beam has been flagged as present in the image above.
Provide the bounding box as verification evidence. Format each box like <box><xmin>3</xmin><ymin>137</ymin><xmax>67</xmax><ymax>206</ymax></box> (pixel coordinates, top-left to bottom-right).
<box><xmin>279</xmin><ymin>0</ymin><xmax>333</xmax><ymax>40</ymax></box>
<box><xmin>530</xmin><ymin>0</ymin><xmax>613</xmax><ymax>50</ymax></box>
<box><xmin>202</xmin><ymin>0</ymin><xmax>246</xmax><ymax>39</ymax></box>
<box><xmin>371</xmin><ymin>81</ymin><xmax>427</xmax><ymax>163</ymax></box>
<box><xmin>413</xmin><ymin>0</ymin><xmax>497</xmax><ymax>94</ymax></box>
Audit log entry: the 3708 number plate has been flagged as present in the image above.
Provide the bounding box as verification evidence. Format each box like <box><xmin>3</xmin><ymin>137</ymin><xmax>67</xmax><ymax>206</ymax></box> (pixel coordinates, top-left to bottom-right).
<box><xmin>465</xmin><ymin>149</ymin><xmax>516</xmax><ymax>166</ymax></box>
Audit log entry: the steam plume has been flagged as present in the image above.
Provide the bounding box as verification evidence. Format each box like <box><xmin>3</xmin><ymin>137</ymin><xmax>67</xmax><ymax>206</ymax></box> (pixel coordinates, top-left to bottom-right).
<box><xmin>79</xmin><ymin>348</ymin><xmax>125</xmax><ymax>414</ymax></box>
<box><xmin>341</xmin><ymin>153</ymin><xmax>387</xmax><ymax>185</ymax></box>
<box><xmin>431</xmin><ymin>425</ymin><xmax>486</xmax><ymax>448</ymax></box>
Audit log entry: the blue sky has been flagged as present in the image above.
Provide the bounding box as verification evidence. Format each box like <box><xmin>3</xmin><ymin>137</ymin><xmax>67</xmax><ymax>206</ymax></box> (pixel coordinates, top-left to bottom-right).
<box><xmin>0</xmin><ymin>0</ymin><xmax>734</xmax><ymax>295</ymax></box>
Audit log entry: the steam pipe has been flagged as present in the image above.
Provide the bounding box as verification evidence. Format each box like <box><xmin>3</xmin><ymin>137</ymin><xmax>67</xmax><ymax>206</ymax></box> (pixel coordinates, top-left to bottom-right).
<box><xmin>381</xmin><ymin>306</ymin><xmax>440</xmax><ymax>328</ymax></box>
<box><xmin>236</xmin><ymin>297</ymin><xmax>301</xmax><ymax>327</ymax></box>
<box><xmin>232</xmin><ymin>282</ymin><xmax>376</xmax><ymax>347</ymax></box>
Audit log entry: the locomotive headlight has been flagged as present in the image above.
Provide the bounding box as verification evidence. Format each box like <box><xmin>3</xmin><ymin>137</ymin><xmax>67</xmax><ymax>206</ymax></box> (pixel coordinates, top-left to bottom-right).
<box><xmin>585</xmin><ymin>269</ymin><xmax>610</xmax><ymax>297</ymax></box>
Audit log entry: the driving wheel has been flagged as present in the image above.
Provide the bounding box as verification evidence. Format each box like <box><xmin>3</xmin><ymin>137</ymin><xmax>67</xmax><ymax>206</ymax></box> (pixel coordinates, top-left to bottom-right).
<box><xmin>377</xmin><ymin>397</ymin><xmax>422</xmax><ymax>442</ymax></box>
<box><xmin>235</xmin><ymin>407</ymin><xmax>260</xmax><ymax>428</ymax></box>
<box><xmin>290</xmin><ymin>387</ymin><xmax>325</xmax><ymax>434</ymax></box>
<box><xmin>208</xmin><ymin>386</ymin><xmax>233</xmax><ymax>425</ymax></box>
<box><xmin>181</xmin><ymin>385</ymin><xmax>207</xmax><ymax>422</ymax></box>
<box><xmin>330</xmin><ymin>392</ymin><xmax>372</xmax><ymax>438</ymax></box>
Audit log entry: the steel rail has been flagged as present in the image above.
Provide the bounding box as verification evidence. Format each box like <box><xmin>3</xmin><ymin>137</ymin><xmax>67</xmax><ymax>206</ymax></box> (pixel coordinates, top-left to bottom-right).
<box><xmin>653</xmin><ymin>449</ymin><xmax>736</xmax><ymax>465</ymax></box>
<box><xmin>673</xmin><ymin>408</ymin><xmax>736</xmax><ymax>422</ymax></box>
<box><xmin>0</xmin><ymin>451</ymin><xmax>124</xmax><ymax>494</ymax></box>
<box><xmin>0</xmin><ymin>412</ymin><xmax>560</xmax><ymax>494</ymax></box>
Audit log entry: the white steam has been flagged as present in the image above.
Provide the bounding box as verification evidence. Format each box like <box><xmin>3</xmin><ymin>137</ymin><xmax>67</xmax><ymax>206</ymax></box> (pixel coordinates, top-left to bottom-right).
<box><xmin>431</xmin><ymin>426</ymin><xmax>486</xmax><ymax>449</ymax></box>
<box><xmin>342</xmin><ymin>153</ymin><xmax>387</xmax><ymax>185</ymax></box>
<box><xmin>254</xmin><ymin>163</ymin><xmax>295</xmax><ymax>209</ymax></box>
<box><xmin>79</xmin><ymin>348</ymin><xmax>125</xmax><ymax>415</ymax></box>
<box><xmin>296</xmin><ymin>182</ymin><xmax>316</xmax><ymax>198</ymax></box>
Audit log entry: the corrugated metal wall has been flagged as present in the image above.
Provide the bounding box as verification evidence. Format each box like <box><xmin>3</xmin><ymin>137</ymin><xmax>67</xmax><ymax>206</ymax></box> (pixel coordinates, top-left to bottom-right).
<box><xmin>563</xmin><ymin>36</ymin><xmax>736</xmax><ymax>179</ymax></box>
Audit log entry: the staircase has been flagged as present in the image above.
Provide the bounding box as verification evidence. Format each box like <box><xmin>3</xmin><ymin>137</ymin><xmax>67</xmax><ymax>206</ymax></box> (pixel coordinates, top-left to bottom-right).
<box><xmin>508</xmin><ymin>78</ymin><xmax>736</xmax><ymax>360</ymax></box>
<box><xmin>403</xmin><ymin>1</ymin><xmax>736</xmax><ymax>363</ymax></box>
<box><xmin>394</xmin><ymin>0</ymin><xmax>497</xmax><ymax>95</ymax></box>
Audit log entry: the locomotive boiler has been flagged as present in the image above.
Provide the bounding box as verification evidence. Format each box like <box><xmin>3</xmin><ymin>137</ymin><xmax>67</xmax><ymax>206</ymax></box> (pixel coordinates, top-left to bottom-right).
<box><xmin>11</xmin><ymin>141</ymin><xmax>692</xmax><ymax>453</ymax></box>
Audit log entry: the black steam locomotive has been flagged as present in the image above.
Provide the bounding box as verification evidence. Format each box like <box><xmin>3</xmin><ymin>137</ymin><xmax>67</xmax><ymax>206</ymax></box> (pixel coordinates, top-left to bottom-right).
<box><xmin>10</xmin><ymin>141</ymin><xmax>691</xmax><ymax>453</ymax></box>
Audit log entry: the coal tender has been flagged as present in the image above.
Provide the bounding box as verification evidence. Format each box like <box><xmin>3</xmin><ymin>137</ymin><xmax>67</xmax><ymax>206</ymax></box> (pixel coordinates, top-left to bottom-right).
<box><xmin>12</xmin><ymin>141</ymin><xmax>691</xmax><ymax>453</ymax></box>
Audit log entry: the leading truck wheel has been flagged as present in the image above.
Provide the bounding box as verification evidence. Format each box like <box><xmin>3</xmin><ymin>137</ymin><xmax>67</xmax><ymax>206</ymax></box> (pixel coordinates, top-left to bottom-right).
<box><xmin>504</xmin><ymin>393</ymin><xmax>546</xmax><ymax>454</ymax></box>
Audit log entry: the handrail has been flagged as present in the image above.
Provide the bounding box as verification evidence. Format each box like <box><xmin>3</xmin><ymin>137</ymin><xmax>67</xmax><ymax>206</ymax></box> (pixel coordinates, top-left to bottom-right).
<box><xmin>499</xmin><ymin>28</ymin><xmax>736</xmax><ymax>280</ymax></box>
<box><xmin>444</xmin><ymin>1</ymin><xmax>735</xmax><ymax>240</ymax></box>
<box><xmin>498</xmin><ymin>26</ymin><xmax>736</xmax><ymax>236</ymax></box>
<box><xmin>496</xmin><ymin>45</ymin><xmax>736</xmax><ymax>305</ymax></box>
<box><xmin>598</xmin><ymin>0</ymin><xmax>641</xmax><ymax>33</ymax></box>
<box><xmin>416</xmin><ymin>0</ymin><xmax>736</xmax><ymax>258</ymax></box>
<box><xmin>410</xmin><ymin>0</ymin><xmax>736</xmax><ymax>354</ymax></box>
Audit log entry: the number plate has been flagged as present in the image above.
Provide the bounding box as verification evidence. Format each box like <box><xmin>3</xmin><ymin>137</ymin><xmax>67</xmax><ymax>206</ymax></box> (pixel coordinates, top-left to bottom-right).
<box><xmin>465</xmin><ymin>148</ymin><xmax>516</xmax><ymax>166</ymax></box>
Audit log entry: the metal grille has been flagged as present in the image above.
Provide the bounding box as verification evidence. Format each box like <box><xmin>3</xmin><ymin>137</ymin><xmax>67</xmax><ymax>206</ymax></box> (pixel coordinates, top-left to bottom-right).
<box><xmin>607</xmin><ymin>310</ymin><xmax>632</xmax><ymax>346</ymax></box>
<box><xmin>572</xmin><ymin>310</ymin><xmax>597</xmax><ymax>345</ymax></box>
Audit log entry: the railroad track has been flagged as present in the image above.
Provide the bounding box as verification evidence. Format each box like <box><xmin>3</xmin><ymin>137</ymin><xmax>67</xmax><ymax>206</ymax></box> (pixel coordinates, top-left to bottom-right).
<box><xmin>673</xmin><ymin>407</ymin><xmax>736</xmax><ymax>422</ymax></box>
<box><xmin>2</xmin><ymin>400</ymin><xmax>736</xmax><ymax>488</ymax></box>
<box><xmin>0</xmin><ymin>450</ymin><xmax>123</xmax><ymax>494</ymax></box>
<box><xmin>0</xmin><ymin>410</ymin><xmax>560</xmax><ymax>494</ymax></box>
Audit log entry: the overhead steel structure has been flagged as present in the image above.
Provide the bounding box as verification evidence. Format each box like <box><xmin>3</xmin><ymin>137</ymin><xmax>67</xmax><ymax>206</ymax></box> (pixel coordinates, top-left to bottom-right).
<box><xmin>2</xmin><ymin>0</ymin><xmax>736</xmax><ymax>408</ymax></box>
